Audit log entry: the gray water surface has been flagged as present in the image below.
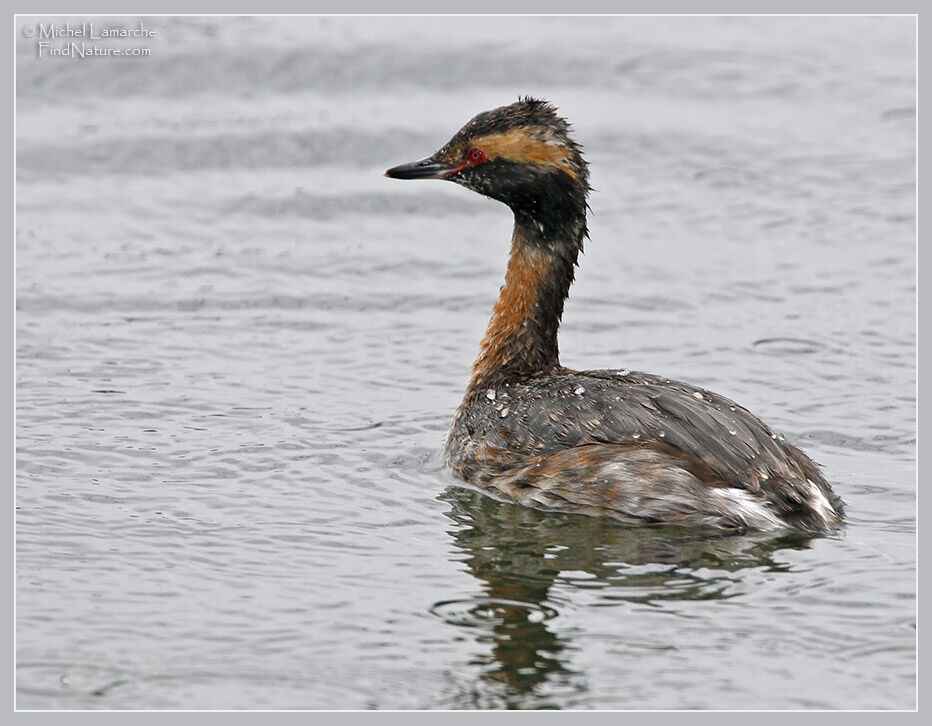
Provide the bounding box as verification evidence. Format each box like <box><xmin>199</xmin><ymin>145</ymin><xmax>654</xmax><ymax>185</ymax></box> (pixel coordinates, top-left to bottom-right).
<box><xmin>16</xmin><ymin>16</ymin><xmax>916</xmax><ymax>709</ymax></box>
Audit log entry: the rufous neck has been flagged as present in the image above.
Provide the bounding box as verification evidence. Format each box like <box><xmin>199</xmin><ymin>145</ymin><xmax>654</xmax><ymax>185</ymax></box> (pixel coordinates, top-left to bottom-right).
<box><xmin>468</xmin><ymin>225</ymin><xmax>578</xmax><ymax>387</ymax></box>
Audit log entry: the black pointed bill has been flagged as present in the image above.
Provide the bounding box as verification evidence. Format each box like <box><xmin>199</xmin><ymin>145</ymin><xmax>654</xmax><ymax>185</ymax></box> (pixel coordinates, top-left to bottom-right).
<box><xmin>384</xmin><ymin>157</ymin><xmax>462</xmax><ymax>180</ymax></box>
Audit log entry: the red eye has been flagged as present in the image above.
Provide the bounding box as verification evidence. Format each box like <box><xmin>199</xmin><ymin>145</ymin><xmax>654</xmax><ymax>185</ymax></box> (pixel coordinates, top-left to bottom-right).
<box><xmin>467</xmin><ymin>147</ymin><xmax>485</xmax><ymax>164</ymax></box>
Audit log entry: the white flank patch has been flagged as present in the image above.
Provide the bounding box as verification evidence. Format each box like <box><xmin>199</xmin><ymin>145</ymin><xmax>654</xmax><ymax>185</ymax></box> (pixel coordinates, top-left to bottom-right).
<box><xmin>807</xmin><ymin>479</ymin><xmax>838</xmax><ymax>522</ymax></box>
<box><xmin>712</xmin><ymin>488</ymin><xmax>785</xmax><ymax>530</ymax></box>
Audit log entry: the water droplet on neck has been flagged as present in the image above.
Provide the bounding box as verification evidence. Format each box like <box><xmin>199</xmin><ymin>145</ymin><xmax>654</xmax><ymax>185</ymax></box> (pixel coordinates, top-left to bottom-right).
<box><xmin>486</xmin><ymin>389</ymin><xmax>496</xmax><ymax>401</ymax></box>
<box><xmin>574</xmin><ymin>386</ymin><xmax>586</xmax><ymax>395</ymax></box>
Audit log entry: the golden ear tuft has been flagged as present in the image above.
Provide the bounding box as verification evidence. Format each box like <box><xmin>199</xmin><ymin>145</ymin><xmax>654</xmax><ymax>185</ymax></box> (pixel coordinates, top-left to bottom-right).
<box><xmin>470</xmin><ymin>128</ymin><xmax>578</xmax><ymax>180</ymax></box>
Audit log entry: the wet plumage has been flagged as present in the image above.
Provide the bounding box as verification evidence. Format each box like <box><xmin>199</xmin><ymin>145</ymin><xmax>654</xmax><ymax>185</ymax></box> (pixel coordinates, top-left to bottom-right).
<box><xmin>386</xmin><ymin>97</ymin><xmax>844</xmax><ymax>533</ymax></box>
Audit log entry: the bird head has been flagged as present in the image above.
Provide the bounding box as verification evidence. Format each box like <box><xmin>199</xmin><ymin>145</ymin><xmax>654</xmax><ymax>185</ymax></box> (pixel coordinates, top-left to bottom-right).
<box><xmin>386</xmin><ymin>97</ymin><xmax>590</xmax><ymax>246</ymax></box>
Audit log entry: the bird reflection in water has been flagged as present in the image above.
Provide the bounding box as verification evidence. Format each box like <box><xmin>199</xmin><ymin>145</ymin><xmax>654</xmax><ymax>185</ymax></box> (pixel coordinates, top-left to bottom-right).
<box><xmin>434</xmin><ymin>486</ymin><xmax>817</xmax><ymax>709</ymax></box>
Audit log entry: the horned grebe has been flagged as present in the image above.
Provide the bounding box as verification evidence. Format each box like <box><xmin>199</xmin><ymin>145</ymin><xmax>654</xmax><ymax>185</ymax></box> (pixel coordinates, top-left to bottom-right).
<box><xmin>385</xmin><ymin>97</ymin><xmax>844</xmax><ymax>532</ymax></box>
